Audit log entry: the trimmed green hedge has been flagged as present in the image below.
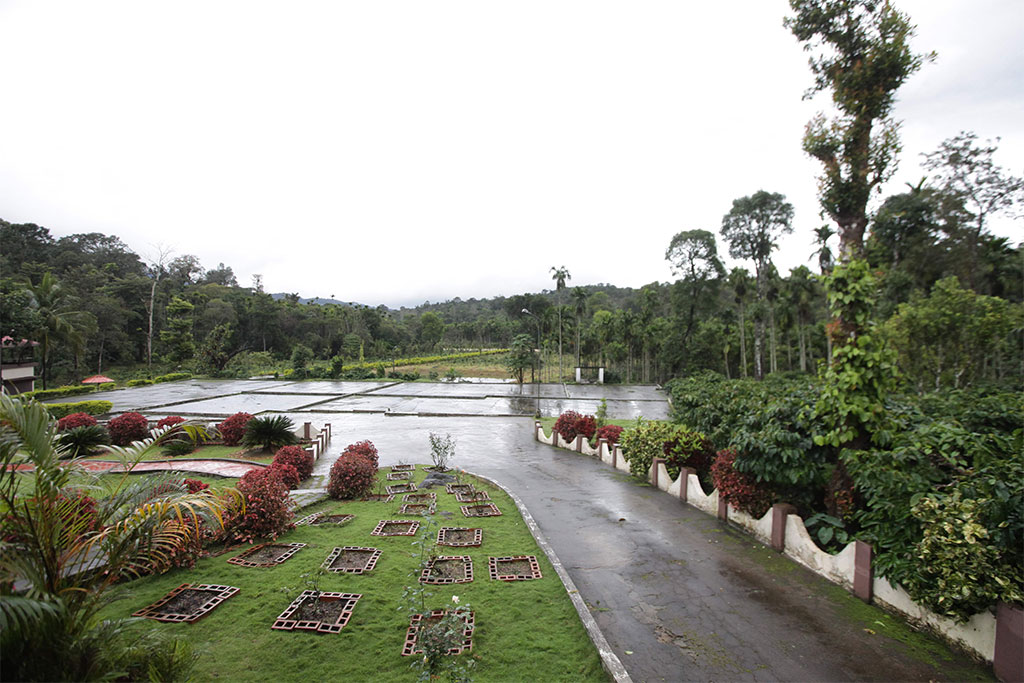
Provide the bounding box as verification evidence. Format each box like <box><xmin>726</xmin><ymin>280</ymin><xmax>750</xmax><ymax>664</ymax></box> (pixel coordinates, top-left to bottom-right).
<box><xmin>154</xmin><ymin>372</ymin><xmax>191</xmax><ymax>383</ymax></box>
<box><xmin>19</xmin><ymin>385</ymin><xmax>97</xmax><ymax>401</ymax></box>
<box><xmin>44</xmin><ymin>400</ymin><xmax>114</xmax><ymax>419</ymax></box>
<box><xmin>126</xmin><ymin>379</ymin><xmax>154</xmax><ymax>387</ymax></box>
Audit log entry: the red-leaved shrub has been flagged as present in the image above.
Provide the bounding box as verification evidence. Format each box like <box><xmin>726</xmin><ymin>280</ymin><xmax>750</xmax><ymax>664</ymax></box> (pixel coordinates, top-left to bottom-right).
<box><xmin>553</xmin><ymin>411</ymin><xmax>597</xmax><ymax>442</ymax></box>
<box><xmin>57</xmin><ymin>412</ymin><xmax>98</xmax><ymax>431</ymax></box>
<box><xmin>156</xmin><ymin>415</ymin><xmax>186</xmax><ymax>430</ymax></box>
<box><xmin>272</xmin><ymin>445</ymin><xmax>314</xmax><ymax>480</ymax></box>
<box><xmin>183</xmin><ymin>478</ymin><xmax>209</xmax><ymax>493</ymax></box>
<box><xmin>224</xmin><ymin>467</ymin><xmax>293</xmax><ymax>543</ymax></box>
<box><xmin>341</xmin><ymin>440</ymin><xmax>379</xmax><ymax>468</ymax></box>
<box><xmin>327</xmin><ymin>453</ymin><xmax>377</xmax><ymax>500</ymax></box>
<box><xmin>710</xmin><ymin>448</ymin><xmax>774</xmax><ymax>519</ymax></box>
<box><xmin>595</xmin><ymin>424</ymin><xmax>624</xmax><ymax>446</ymax></box>
<box><xmin>218</xmin><ymin>412</ymin><xmax>254</xmax><ymax>446</ymax></box>
<box><xmin>663</xmin><ymin>427</ymin><xmax>715</xmax><ymax>480</ymax></box>
<box><xmin>269</xmin><ymin>462</ymin><xmax>301</xmax><ymax>489</ymax></box>
<box><xmin>108</xmin><ymin>412</ymin><xmax>150</xmax><ymax>446</ymax></box>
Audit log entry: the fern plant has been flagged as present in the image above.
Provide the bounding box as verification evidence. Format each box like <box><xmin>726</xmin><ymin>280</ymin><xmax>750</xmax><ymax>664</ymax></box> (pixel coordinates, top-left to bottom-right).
<box><xmin>241</xmin><ymin>415</ymin><xmax>299</xmax><ymax>452</ymax></box>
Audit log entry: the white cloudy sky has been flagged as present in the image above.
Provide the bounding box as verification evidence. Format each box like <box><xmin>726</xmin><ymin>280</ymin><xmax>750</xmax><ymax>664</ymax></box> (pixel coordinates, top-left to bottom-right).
<box><xmin>1</xmin><ymin>1</ymin><xmax>1021</xmax><ymax>308</ymax></box>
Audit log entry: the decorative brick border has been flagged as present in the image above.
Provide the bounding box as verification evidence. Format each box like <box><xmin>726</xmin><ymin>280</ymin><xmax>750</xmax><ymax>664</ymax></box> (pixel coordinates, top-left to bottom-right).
<box><xmin>399</xmin><ymin>503</ymin><xmax>437</xmax><ymax>516</ymax></box>
<box><xmin>403</xmin><ymin>492</ymin><xmax>437</xmax><ymax>504</ymax></box>
<box><xmin>362</xmin><ymin>493</ymin><xmax>395</xmax><ymax>502</ymax></box>
<box><xmin>295</xmin><ymin>511</ymin><xmax>326</xmax><ymax>526</ymax></box>
<box><xmin>228</xmin><ymin>542</ymin><xmax>306</xmax><ymax>568</ymax></box>
<box><xmin>391</xmin><ymin>464</ymin><xmax>415</xmax><ymax>472</ymax></box>
<box><xmin>387</xmin><ymin>471</ymin><xmax>412</xmax><ymax>480</ymax></box>
<box><xmin>296</xmin><ymin>511</ymin><xmax>355</xmax><ymax>527</ymax></box>
<box><xmin>489</xmin><ymin>555</ymin><xmax>543</xmax><ymax>581</ymax></box>
<box><xmin>322</xmin><ymin>546</ymin><xmax>382</xmax><ymax>574</ymax></box>
<box><xmin>402</xmin><ymin>610</ymin><xmax>475</xmax><ymax>656</ymax></box>
<box><xmin>437</xmin><ymin>527</ymin><xmax>483</xmax><ymax>548</ymax></box>
<box><xmin>420</xmin><ymin>556</ymin><xmax>474</xmax><ymax>585</ymax></box>
<box><xmin>133</xmin><ymin>583</ymin><xmax>239</xmax><ymax>623</ymax></box>
<box><xmin>455</xmin><ymin>490</ymin><xmax>491</xmax><ymax>503</ymax></box>
<box><xmin>371</xmin><ymin>520</ymin><xmax>421</xmax><ymax>537</ymax></box>
<box><xmin>272</xmin><ymin>590</ymin><xmax>361</xmax><ymax>634</ymax></box>
<box><xmin>446</xmin><ymin>483</ymin><xmax>474</xmax><ymax>495</ymax></box>
<box><xmin>386</xmin><ymin>483</ymin><xmax>417</xmax><ymax>495</ymax></box>
<box><xmin>460</xmin><ymin>503</ymin><xmax>501</xmax><ymax>518</ymax></box>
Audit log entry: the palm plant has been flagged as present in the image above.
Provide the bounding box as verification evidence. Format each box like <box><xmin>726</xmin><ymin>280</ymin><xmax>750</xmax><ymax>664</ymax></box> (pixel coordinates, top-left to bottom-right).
<box><xmin>0</xmin><ymin>395</ymin><xmax>237</xmax><ymax>681</ymax></box>
<box><xmin>241</xmin><ymin>415</ymin><xmax>299</xmax><ymax>452</ymax></box>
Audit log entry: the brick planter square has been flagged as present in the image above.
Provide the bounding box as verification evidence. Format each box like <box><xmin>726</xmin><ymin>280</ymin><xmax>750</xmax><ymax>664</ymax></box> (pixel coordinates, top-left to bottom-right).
<box><xmin>390</xmin><ymin>464</ymin><xmax>415</xmax><ymax>472</ymax></box>
<box><xmin>272</xmin><ymin>590</ymin><xmax>361</xmax><ymax>634</ymax></box>
<box><xmin>446</xmin><ymin>483</ymin><xmax>474</xmax><ymax>495</ymax></box>
<box><xmin>371</xmin><ymin>520</ymin><xmax>421</xmax><ymax>537</ymax></box>
<box><xmin>455</xmin><ymin>490</ymin><xmax>490</xmax><ymax>503</ymax></box>
<box><xmin>437</xmin><ymin>527</ymin><xmax>483</xmax><ymax>547</ymax></box>
<box><xmin>488</xmin><ymin>555</ymin><xmax>543</xmax><ymax>581</ymax></box>
<box><xmin>386</xmin><ymin>483</ymin><xmax>417</xmax><ymax>495</ymax></box>
<box><xmin>296</xmin><ymin>512</ymin><xmax>355</xmax><ymax>527</ymax></box>
<box><xmin>322</xmin><ymin>546</ymin><xmax>382</xmax><ymax>574</ymax></box>
<box><xmin>403</xmin><ymin>492</ymin><xmax>436</xmax><ymax>504</ymax></box>
<box><xmin>228</xmin><ymin>543</ymin><xmax>306</xmax><ymax>568</ymax></box>
<box><xmin>402</xmin><ymin>610</ymin><xmax>475</xmax><ymax>656</ymax></box>
<box><xmin>361</xmin><ymin>493</ymin><xmax>395</xmax><ymax>502</ymax></box>
<box><xmin>386</xmin><ymin>471</ymin><xmax>412</xmax><ymax>480</ymax></box>
<box><xmin>133</xmin><ymin>583</ymin><xmax>239</xmax><ymax>623</ymax></box>
<box><xmin>420</xmin><ymin>556</ymin><xmax>473</xmax><ymax>584</ymax></box>
<box><xmin>460</xmin><ymin>503</ymin><xmax>501</xmax><ymax>518</ymax></box>
<box><xmin>399</xmin><ymin>503</ymin><xmax>437</xmax><ymax>516</ymax></box>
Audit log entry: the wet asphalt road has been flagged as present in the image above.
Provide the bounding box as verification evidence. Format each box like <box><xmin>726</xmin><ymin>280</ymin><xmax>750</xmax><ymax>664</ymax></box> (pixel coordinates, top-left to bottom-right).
<box><xmin>75</xmin><ymin>379</ymin><xmax>988</xmax><ymax>682</ymax></box>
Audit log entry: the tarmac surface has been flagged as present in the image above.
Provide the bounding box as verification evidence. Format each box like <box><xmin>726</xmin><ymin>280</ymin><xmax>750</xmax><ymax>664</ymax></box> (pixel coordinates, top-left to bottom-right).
<box><xmin>63</xmin><ymin>379</ymin><xmax>990</xmax><ymax>682</ymax></box>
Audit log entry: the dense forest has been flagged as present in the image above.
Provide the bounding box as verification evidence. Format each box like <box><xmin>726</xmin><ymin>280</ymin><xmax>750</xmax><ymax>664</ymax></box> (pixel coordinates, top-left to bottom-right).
<box><xmin>2</xmin><ymin>133</ymin><xmax>1021</xmax><ymax>391</ymax></box>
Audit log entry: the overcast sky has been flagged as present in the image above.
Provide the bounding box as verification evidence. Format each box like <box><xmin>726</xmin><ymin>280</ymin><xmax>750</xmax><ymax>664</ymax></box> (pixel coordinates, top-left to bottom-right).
<box><xmin>1</xmin><ymin>1</ymin><xmax>1021</xmax><ymax>308</ymax></box>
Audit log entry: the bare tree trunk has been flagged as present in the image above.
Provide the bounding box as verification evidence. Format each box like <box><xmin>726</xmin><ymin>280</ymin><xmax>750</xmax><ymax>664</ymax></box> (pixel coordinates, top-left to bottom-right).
<box><xmin>798</xmin><ymin>324</ymin><xmax>807</xmax><ymax>373</ymax></box>
<box><xmin>739</xmin><ymin>304</ymin><xmax>748</xmax><ymax>378</ymax></box>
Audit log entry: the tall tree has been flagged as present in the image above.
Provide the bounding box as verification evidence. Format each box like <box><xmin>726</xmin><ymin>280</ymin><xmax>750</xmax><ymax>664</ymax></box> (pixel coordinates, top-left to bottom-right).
<box><xmin>721</xmin><ymin>191</ymin><xmax>794</xmax><ymax>379</ymax></box>
<box><xmin>921</xmin><ymin>131</ymin><xmax>1024</xmax><ymax>291</ymax></box>
<box><xmin>26</xmin><ymin>273</ymin><xmax>91</xmax><ymax>388</ymax></box>
<box><xmin>665</xmin><ymin>229</ymin><xmax>725</xmax><ymax>363</ymax></box>
<box><xmin>571</xmin><ymin>286</ymin><xmax>587</xmax><ymax>368</ymax></box>
<box><xmin>728</xmin><ymin>268</ymin><xmax>752</xmax><ymax>378</ymax></box>
<box><xmin>550</xmin><ymin>266</ymin><xmax>571</xmax><ymax>382</ymax></box>
<box><xmin>786</xmin><ymin>0</ymin><xmax>932</xmax><ymax>260</ymax></box>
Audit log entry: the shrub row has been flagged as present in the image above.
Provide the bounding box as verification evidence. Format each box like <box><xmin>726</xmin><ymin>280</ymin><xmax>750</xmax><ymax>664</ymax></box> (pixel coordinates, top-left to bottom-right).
<box><xmin>21</xmin><ymin>385</ymin><xmax>100</xmax><ymax>400</ymax></box>
<box><xmin>44</xmin><ymin>401</ymin><xmax>113</xmax><ymax>419</ymax></box>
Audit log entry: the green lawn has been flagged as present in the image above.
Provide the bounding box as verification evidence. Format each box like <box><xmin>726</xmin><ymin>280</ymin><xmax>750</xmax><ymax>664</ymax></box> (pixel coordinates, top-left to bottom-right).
<box><xmin>103</xmin><ymin>467</ymin><xmax>607</xmax><ymax>682</ymax></box>
<box><xmin>85</xmin><ymin>444</ymin><xmax>272</xmax><ymax>463</ymax></box>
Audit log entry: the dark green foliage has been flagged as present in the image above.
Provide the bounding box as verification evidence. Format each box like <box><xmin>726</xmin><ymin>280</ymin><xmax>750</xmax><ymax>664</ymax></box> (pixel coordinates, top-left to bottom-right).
<box><xmin>19</xmin><ymin>384</ymin><xmax>98</xmax><ymax>401</ymax></box>
<box><xmin>57</xmin><ymin>425</ymin><xmax>109</xmax><ymax>458</ymax></box>
<box><xmin>44</xmin><ymin>400</ymin><xmax>113</xmax><ymax>419</ymax></box>
<box><xmin>241</xmin><ymin>415</ymin><xmax>299</xmax><ymax>452</ymax></box>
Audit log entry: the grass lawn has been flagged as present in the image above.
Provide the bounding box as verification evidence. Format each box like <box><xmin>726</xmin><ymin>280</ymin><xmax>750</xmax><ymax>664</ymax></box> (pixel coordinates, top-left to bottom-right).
<box><xmin>84</xmin><ymin>444</ymin><xmax>273</xmax><ymax>463</ymax></box>
<box><xmin>104</xmin><ymin>467</ymin><xmax>607</xmax><ymax>682</ymax></box>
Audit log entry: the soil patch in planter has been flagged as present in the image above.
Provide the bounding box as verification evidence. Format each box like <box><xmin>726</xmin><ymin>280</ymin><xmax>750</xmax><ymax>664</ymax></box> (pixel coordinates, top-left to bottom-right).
<box><xmin>437</xmin><ymin>527</ymin><xmax>483</xmax><ymax>547</ymax></box>
<box><xmin>403</xmin><ymin>493</ymin><xmax>436</xmax><ymax>504</ymax></box>
<box><xmin>371</xmin><ymin>520</ymin><xmax>421</xmax><ymax>537</ymax></box>
<box><xmin>390</xmin><ymin>464</ymin><xmax>415</xmax><ymax>472</ymax></box>
<box><xmin>228</xmin><ymin>542</ymin><xmax>306</xmax><ymax>568</ymax></box>
<box><xmin>323</xmin><ymin>546</ymin><xmax>382</xmax><ymax>574</ymax></box>
<box><xmin>296</xmin><ymin>511</ymin><xmax>355</xmax><ymax>527</ymax></box>
<box><xmin>489</xmin><ymin>555</ymin><xmax>543</xmax><ymax>581</ymax></box>
<box><xmin>420</xmin><ymin>556</ymin><xmax>473</xmax><ymax>584</ymax></box>
<box><xmin>402</xmin><ymin>610</ymin><xmax>475</xmax><ymax>656</ymax></box>
<box><xmin>272</xmin><ymin>590</ymin><xmax>361</xmax><ymax>634</ymax></box>
<box><xmin>399</xmin><ymin>503</ymin><xmax>436</xmax><ymax>516</ymax></box>
<box><xmin>460</xmin><ymin>503</ymin><xmax>501</xmax><ymax>518</ymax></box>
<box><xmin>445</xmin><ymin>483</ymin><xmax>474</xmax><ymax>496</ymax></box>
<box><xmin>455</xmin><ymin>490</ymin><xmax>490</xmax><ymax>503</ymax></box>
<box><xmin>386</xmin><ymin>471</ymin><xmax>412</xmax><ymax>480</ymax></box>
<box><xmin>361</xmin><ymin>493</ymin><xmax>394</xmax><ymax>502</ymax></box>
<box><xmin>386</xmin><ymin>483</ymin><xmax>417</xmax><ymax>495</ymax></box>
<box><xmin>133</xmin><ymin>583</ymin><xmax>239</xmax><ymax>623</ymax></box>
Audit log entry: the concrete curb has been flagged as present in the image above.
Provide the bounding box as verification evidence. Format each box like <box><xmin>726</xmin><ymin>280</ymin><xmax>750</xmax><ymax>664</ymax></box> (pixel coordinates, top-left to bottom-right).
<box><xmin>467</xmin><ymin>469</ymin><xmax>633</xmax><ymax>683</ymax></box>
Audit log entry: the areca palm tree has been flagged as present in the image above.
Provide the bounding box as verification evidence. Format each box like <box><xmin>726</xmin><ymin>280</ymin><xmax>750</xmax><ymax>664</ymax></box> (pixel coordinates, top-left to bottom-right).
<box><xmin>0</xmin><ymin>395</ymin><xmax>237</xmax><ymax>681</ymax></box>
<box><xmin>571</xmin><ymin>287</ymin><xmax>587</xmax><ymax>368</ymax></box>
<box><xmin>26</xmin><ymin>272</ymin><xmax>92</xmax><ymax>388</ymax></box>
<box><xmin>550</xmin><ymin>266</ymin><xmax>570</xmax><ymax>382</ymax></box>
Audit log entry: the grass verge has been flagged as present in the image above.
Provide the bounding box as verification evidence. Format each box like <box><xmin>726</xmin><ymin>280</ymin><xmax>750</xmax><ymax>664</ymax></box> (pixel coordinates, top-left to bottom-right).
<box><xmin>102</xmin><ymin>467</ymin><xmax>608</xmax><ymax>682</ymax></box>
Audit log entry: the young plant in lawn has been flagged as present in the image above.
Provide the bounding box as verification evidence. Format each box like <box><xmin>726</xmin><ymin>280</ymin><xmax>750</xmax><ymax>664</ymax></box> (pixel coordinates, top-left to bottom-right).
<box><xmin>428</xmin><ymin>432</ymin><xmax>456</xmax><ymax>472</ymax></box>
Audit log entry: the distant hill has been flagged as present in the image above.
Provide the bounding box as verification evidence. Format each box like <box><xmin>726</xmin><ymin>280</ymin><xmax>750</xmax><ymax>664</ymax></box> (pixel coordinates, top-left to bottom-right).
<box><xmin>269</xmin><ymin>293</ymin><xmax>362</xmax><ymax>307</ymax></box>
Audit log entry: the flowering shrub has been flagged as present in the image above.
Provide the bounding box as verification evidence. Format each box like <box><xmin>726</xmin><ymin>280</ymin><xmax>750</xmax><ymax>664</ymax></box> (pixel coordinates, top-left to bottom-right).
<box><xmin>108</xmin><ymin>412</ymin><xmax>150</xmax><ymax>446</ymax></box>
<box><xmin>594</xmin><ymin>424</ymin><xmax>623</xmax><ymax>447</ymax></box>
<box><xmin>342</xmin><ymin>440</ymin><xmax>379</xmax><ymax>468</ymax></box>
<box><xmin>224</xmin><ymin>467</ymin><xmax>293</xmax><ymax>543</ymax></box>
<box><xmin>327</xmin><ymin>454</ymin><xmax>377</xmax><ymax>500</ymax></box>
<box><xmin>272</xmin><ymin>445</ymin><xmax>314</xmax><ymax>480</ymax></box>
<box><xmin>156</xmin><ymin>415</ymin><xmax>186</xmax><ymax>430</ymax></box>
<box><xmin>218</xmin><ymin>412</ymin><xmax>254</xmax><ymax>446</ymax></box>
<box><xmin>269</xmin><ymin>462</ymin><xmax>301</xmax><ymax>489</ymax></box>
<box><xmin>553</xmin><ymin>411</ymin><xmax>580</xmax><ymax>441</ymax></box>
<box><xmin>56</xmin><ymin>412</ymin><xmax>98</xmax><ymax>431</ymax></box>
<box><xmin>711</xmin><ymin>448</ymin><xmax>774</xmax><ymax>519</ymax></box>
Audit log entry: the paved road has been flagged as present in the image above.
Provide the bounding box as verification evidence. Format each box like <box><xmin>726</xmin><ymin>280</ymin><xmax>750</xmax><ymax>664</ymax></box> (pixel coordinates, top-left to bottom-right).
<box><xmin>77</xmin><ymin>380</ymin><xmax>988</xmax><ymax>682</ymax></box>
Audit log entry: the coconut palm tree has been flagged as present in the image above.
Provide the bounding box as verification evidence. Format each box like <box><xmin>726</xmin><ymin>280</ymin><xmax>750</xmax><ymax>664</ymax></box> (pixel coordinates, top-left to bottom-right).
<box><xmin>0</xmin><ymin>395</ymin><xmax>236</xmax><ymax>681</ymax></box>
<box><xmin>26</xmin><ymin>272</ymin><xmax>92</xmax><ymax>388</ymax></box>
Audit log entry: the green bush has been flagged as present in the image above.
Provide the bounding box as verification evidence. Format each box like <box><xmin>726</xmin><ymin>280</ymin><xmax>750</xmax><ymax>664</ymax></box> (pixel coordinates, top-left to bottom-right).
<box><xmin>618</xmin><ymin>418</ymin><xmax>676</xmax><ymax>479</ymax></box>
<box><xmin>126</xmin><ymin>378</ymin><xmax>154</xmax><ymax>387</ymax></box>
<box><xmin>19</xmin><ymin>384</ymin><xmax>97</xmax><ymax>401</ymax></box>
<box><xmin>44</xmin><ymin>400</ymin><xmax>113</xmax><ymax>419</ymax></box>
<box><xmin>154</xmin><ymin>372</ymin><xmax>191</xmax><ymax>383</ymax></box>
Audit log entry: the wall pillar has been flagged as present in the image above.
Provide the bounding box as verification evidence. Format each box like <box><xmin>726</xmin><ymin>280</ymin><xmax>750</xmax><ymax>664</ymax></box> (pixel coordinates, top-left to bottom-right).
<box><xmin>678</xmin><ymin>467</ymin><xmax>696</xmax><ymax>502</ymax></box>
<box><xmin>651</xmin><ymin>457</ymin><xmax>665</xmax><ymax>488</ymax></box>
<box><xmin>303</xmin><ymin>422</ymin><xmax>311</xmax><ymax>440</ymax></box>
<box><xmin>995</xmin><ymin>602</ymin><xmax>1023</xmax><ymax>683</ymax></box>
<box><xmin>575</xmin><ymin>434</ymin><xmax>584</xmax><ymax>453</ymax></box>
<box><xmin>717</xmin><ymin>495</ymin><xmax>728</xmax><ymax>521</ymax></box>
<box><xmin>853</xmin><ymin>541</ymin><xmax>873</xmax><ymax>603</ymax></box>
<box><xmin>535</xmin><ymin>420</ymin><xmax>541</xmax><ymax>441</ymax></box>
<box><xmin>771</xmin><ymin>503</ymin><xmax>797</xmax><ymax>551</ymax></box>
<box><xmin>598</xmin><ymin>438</ymin><xmax>608</xmax><ymax>460</ymax></box>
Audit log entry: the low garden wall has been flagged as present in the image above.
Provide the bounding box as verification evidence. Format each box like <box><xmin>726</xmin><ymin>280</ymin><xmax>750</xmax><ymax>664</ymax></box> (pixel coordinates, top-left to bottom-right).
<box><xmin>536</xmin><ymin>422</ymin><xmax>1023</xmax><ymax>681</ymax></box>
